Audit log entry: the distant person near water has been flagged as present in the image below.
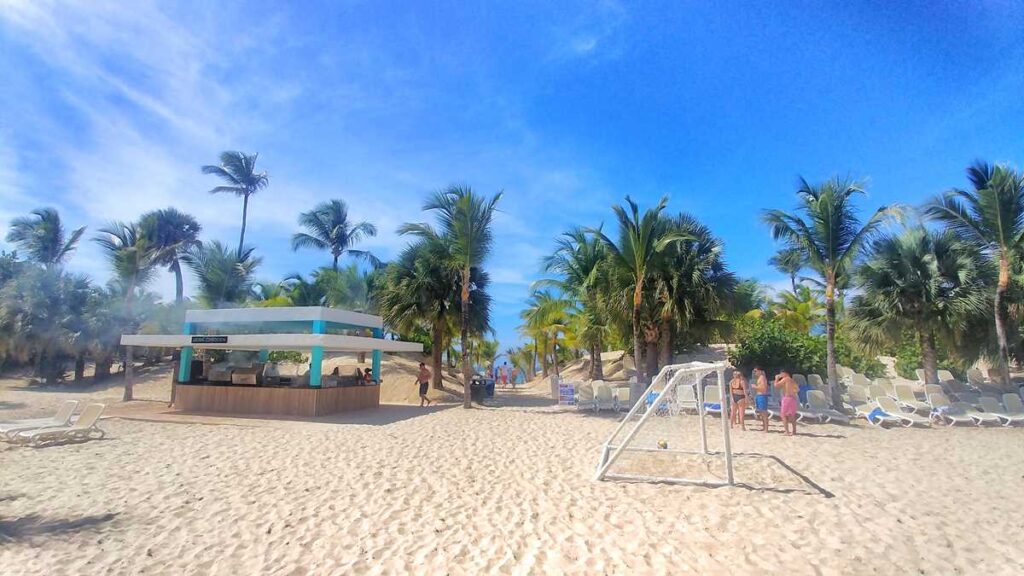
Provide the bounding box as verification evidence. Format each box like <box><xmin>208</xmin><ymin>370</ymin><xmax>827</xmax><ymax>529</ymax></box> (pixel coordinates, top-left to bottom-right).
<box><xmin>752</xmin><ymin>366</ymin><xmax>770</xmax><ymax>433</ymax></box>
<box><xmin>775</xmin><ymin>369</ymin><xmax>799</xmax><ymax>436</ymax></box>
<box><xmin>417</xmin><ymin>362</ymin><xmax>432</xmax><ymax>407</ymax></box>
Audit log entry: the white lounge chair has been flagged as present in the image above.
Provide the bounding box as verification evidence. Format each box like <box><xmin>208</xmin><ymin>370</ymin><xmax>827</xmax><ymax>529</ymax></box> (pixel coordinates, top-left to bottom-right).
<box><xmin>867</xmin><ymin>384</ymin><xmax>889</xmax><ymax>403</ymax></box>
<box><xmin>807</xmin><ymin>374</ymin><xmax>825</xmax><ymax>389</ymax></box>
<box><xmin>851</xmin><ymin>373</ymin><xmax>872</xmax><ymax>389</ymax></box>
<box><xmin>914</xmin><ymin>369</ymin><xmax>926</xmax><ymax>384</ymax></box>
<box><xmin>874</xmin><ymin>378</ymin><xmax>897</xmax><ymax>399</ymax></box>
<box><xmin>923</xmin><ymin>384</ymin><xmax>944</xmax><ymax>398</ymax></box>
<box><xmin>1001</xmin><ymin>394</ymin><xmax>1024</xmax><ymax>425</ymax></box>
<box><xmin>875</xmin><ymin>397</ymin><xmax>931</xmax><ymax>427</ymax></box>
<box><xmin>677</xmin><ymin>384</ymin><xmax>698</xmax><ymax>413</ymax></box>
<box><xmin>703</xmin><ymin>385</ymin><xmax>723</xmax><ymax>416</ymax></box>
<box><xmin>793</xmin><ymin>374</ymin><xmax>808</xmax><ymax>387</ymax></box>
<box><xmin>978</xmin><ymin>396</ymin><xmax>1024</xmax><ymax>426</ymax></box>
<box><xmin>0</xmin><ymin>401</ymin><xmax>79</xmax><ymax>440</ymax></box>
<box><xmin>806</xmin><ymin>390</ymin><xmax>850</xmax><ymax>424</ymax></box>
<box><xmin>14</xmin><ymin>403</ymin><xmax>106</xmax><ymax>446</ymax></box>
<box><xmin>594</xmin><ymin>382</ymin><xmax>616</xmax><ymax>412</ymax></box>
<box><xmin>575</xmin><ymin>384</ymin><xmax>595</xmax><ymax>411</ymax></box>
<box><xmin>894</xmin><ymin>384</ymin><xmax>931</xmax><ymax>414</ymax></box>
<box><xmin>966</xmin><ymin>368</ymin><xmax>987</xmax><ymax>389</ymax></box>
<box><xmin>613</xmin><ymin>387</ymin><xmax>631</xmax><ymax>412</ymax></box>
<box><xmin>927</xmin><ymin>393</ymin><xmax>979</xmax><ymax>427</ymax></box>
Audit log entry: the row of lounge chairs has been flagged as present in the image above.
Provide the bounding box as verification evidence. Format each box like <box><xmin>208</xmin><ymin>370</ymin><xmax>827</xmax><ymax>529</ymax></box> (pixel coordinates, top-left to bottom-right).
<box><xmin>574</xmin><ymin>381</ymin><xmax>631</xmax><ymax>412</ymax></box>
<box><xmin>0</xmin><ymin>401</ymin><xmax>106</xmax><ymax>446</ymax></box>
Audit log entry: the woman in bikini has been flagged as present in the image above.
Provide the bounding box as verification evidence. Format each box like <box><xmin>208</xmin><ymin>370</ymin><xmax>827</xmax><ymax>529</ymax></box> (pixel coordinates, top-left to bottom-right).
<box><xmin>729</xmin><ymin>369</ymin><xmax>749</xmax><ymax>431</ymax></box>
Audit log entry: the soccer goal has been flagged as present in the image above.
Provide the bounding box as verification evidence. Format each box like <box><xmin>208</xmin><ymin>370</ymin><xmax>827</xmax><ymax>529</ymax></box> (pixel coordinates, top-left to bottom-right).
<box><xmin>594</xmin><ymin>361</ymin><xmax>735</xmax><ymax>486</ymax></box>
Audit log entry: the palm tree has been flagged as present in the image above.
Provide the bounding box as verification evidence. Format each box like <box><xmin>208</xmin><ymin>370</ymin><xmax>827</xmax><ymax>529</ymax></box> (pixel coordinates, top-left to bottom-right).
<box><xmin>652</xmin><ymin>213</ymin><xmax>736</xmax><ymax>369</ymax></box>
<box><xmin>769</xmin><ymin>247</ymin><xmax>805</xmax><ymax>292</ymax></box>
<box><xmin>763</xmin><ymin>177</ymin><xmax>896</xmax><ymax>406</ymax></box>
<box><xmin>183</xmin><ymin>240</ymin><xmax>261</xmax><ymax>308</ymax></box>
<box><xmin>849</xmin><ymin>227</ymin><xmax>989</xmax><ymax>385</ymax></box>
<box><xmin>541</xmin><ymin>227</ymin><xmax>609</xmax><ymax>380</ymax></box>
<box><xmin>589</xmin><ymin>196</ymin><xmax>686</xmax><ymax>388</ymax></box>
<box><xmin>93</xmin><ymin>221</ymin><xmax>158</xmax><ymax>316</ymax></box>
<box><xmin>292</xmin><ymin>199</ymin><xmax>378</xmax><ymax>270</ymax></box>
<box><xmin>399</xmin><ymin>185</ymin><xmax>501</xmax><ymax>408</ymax></box>
<box><xmin>924</xmin><ymin>161</ymin><xmax>1024</xmax><ymax>387</ymax></box>
<box><xmin>6</xmin><ymin>208</ymin><xmax>86</xmax><ymax>267</ymax></box>
<box><xmin>770</xmin><ymin>285</ymin><xmax>825</xmax><ymax>334</ymax></box>
<box><xmin>519</xmin><ymin>289</ymin><xmax>573</xmax><ymax>379</ymax></box>
<box><xmin>139</xmin><ymin>208</ymin><xmax>202</xmax><ymax>303</ymax></box>
<box><xmin>202</xmin><ymin>151</ymin><xmax>269</xmax><ymax>256</ymax></box>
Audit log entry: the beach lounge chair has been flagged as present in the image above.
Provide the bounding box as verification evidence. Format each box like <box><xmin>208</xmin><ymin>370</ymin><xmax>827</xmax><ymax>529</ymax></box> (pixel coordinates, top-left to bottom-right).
<box><xmin>914</xmin><ymin>369</ymin><xmax>926</xmax><ymax>383</ymax></box>
<box><xmin>851</xmin><ymin>373</ymin><xmax>872</xmax><ymax>389</ymax></box>
<box><xmin>677</xmin><ymin>384</ymin><xmax>698</xmax><ymax>413</ymax></box>
<box><xmin>874</xmin><ymin>378</ymin><xmax>897</xmax><ymax>399</ymax></box>
<box><xmin>807</xmin><ymin>374</ymin><xmax>825</xmax><ymax>389</ymax></box>
<box><xmin>866</xmin><ymin>384</ymin><xmax>888</xmax><ymax>403</ymax></box>
<box><xmin>927</xmin><ymin>393</ymin><xmax>978</xmax><ymax>426</ymax></box>
<box><xmin>1001</xmin><ymin>394</ymin><xmax>1024</xmax><ymax>425</ymax></box>
<box><xmin>838</xmin><ymin>365</ymin><xmax>855</xmax><ymax>384</ymax></box>
<box><xmin>923</xmin><ymin>384</ymin><xmax>945</xmax><ymax>399</ymax></box>
<box><xmin>0</xmin><ymin>401</ymin><xmax>79</xmax><ymax>440</ymax></box>
<box><xmin>613</xmin><ymin>387</ymin><xmax>631</xmax><ymax>412</ymax></box>
<box><xmin>952</xmin><ymin>391</ymin><xmax>982</xmax><ymax>408</ymax></box>
<box><xmin>894</xmin><ymin>384</ymin><xmax>931</xmax><ymax>414</ymax></box>
<box><xmin>806</xmin><ymin>390</ymin><xmax>849</xmax><ymax>424</ymax></box>
<box><xmin>594</xmin><ymin>382</ymin><xmax>616</xmax><ymax>412</ymax></box>
<box><xmin>936</xmin><ymin>370</ymin><xmax>959</xmax><ymax>386</ymax></box>
<box><xmin>793</xmin><ymin>373</ymin><xmax>808</xmax><ymax>387</ymax></box>
<box><xmin>575</xmin><ymin>384</ymin><xmax>595</xmax><ymax>411</ymax></box>
<box><xmin>14</xmin><ymin>403</ymin><xmax>106</xmax><ymax>446</ymax></box>
<box><xmin>966</xmin><ymin>368</ymin><xmax>987</xmax><ymax>389</ymax></box>
<box><xmin>986</xmin><ymin>368</ymin><xmax>1006</xmax><ymax>386</ymax></box>
<box><xmin>703</xmin><ymin>385</ymin><xmax>723</xmax><ymax>416</ymax></box>
<box><xmin>875</xmin><ymin>397</ymin><xmax>931</xmax><ymax>427</ymax></box>
<box><xmin>978</xmin><ymin>396</ymin><xmax>1024</xmax><ymax>426</ymax></box>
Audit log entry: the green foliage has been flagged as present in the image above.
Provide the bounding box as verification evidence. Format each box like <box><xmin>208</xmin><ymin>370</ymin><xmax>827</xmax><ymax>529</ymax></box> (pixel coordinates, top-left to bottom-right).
<box><xmin>833</xmin><ymin>332</ymin><xmax>886</xmax><ymax>379</ymax></box>
<box><xmin>893</xmin><ymin>332</ymin><xmax>964</xmax><ymax>381</ymax></box>
<box><xmin>728</xmin><ymin>316</ymin><xmax>824</xmax><ymax>376</ymax></box>
<box><xmin>267</xmin><ymin>351</ymin><xmax>306</xmax><ymax>364</ymax></box>
<box><xmin>292</xmin><ymin>199</ymin><xmax>378</xmax><ymax>270</ymax></box>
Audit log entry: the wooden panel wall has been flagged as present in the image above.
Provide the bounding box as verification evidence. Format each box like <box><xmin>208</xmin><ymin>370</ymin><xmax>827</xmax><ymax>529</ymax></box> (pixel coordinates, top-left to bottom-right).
<box><xmin>176</xmin><ymin>385</ymin><xmax>379</xmax><ymax>417</ymax></box>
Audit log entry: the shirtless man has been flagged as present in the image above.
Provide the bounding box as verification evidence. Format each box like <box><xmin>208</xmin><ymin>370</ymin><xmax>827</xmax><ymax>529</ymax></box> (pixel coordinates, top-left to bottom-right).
<box><xmin>752</xmin><ymin>366</ymin><xmax>770</xmax><ymax>433</ymax></box>
<box><xmin>417</xmin><ymin>362</ymin><xmax>432</xmax><ymax>407</ymax></box>
<box><xmin>774</xmin><ymin>369</ymin><xmax>799</xmax><ymax>436</ymax></box>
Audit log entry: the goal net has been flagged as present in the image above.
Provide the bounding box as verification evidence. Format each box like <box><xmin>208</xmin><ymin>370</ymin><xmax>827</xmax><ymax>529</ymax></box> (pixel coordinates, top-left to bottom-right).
<box><xmin>594</xmin><ymin>361</ymin><xmax>736</xmax><ymax>486</ymax></box>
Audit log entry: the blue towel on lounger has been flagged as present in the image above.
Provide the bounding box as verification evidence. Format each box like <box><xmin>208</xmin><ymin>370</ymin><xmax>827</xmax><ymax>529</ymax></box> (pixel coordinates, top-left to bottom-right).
<box><xmin>704</xmin><ymin>403</ymin><xmax>722</xmax><ymax>411</ymax></box>
<box><xmin>867</xmin><ymin>407</ymin><xmax>889</xmax><ymax>423</ymax></box>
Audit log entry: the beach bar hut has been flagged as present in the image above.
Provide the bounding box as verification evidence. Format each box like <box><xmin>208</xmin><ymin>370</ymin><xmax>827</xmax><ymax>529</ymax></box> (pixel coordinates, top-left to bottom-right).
<box><xmin>120</xmin><ymin>306</ymin><xmax>422</xmax><ymax>417</ymax></box>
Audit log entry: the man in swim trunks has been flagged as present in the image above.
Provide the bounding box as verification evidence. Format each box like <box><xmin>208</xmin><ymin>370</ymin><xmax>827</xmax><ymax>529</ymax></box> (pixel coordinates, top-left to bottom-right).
<box><xmin>774</xmin><ymin>369</ymin><xmax>799</xmax><ymax>436</ymax></box>
<box><xmin>417</xmin><ymin>362</ymin><xmax>432</xmax><ymax>407</ymax></box>
<box><xmin>752</xmin><ymin>366</ymin><xmax>770</xmax><ymax>432</ymax></box>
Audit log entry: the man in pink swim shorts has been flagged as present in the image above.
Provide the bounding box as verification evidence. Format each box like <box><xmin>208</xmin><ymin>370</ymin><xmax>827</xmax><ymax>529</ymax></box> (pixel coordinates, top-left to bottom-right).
<box><xmin>774</xmin><ymin>369</ymin><xmax>799</xmax><ymax>436</ymax></box>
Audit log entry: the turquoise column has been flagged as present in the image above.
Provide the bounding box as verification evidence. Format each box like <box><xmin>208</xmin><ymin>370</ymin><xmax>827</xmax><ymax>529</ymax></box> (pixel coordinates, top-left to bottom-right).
<box><xmin>178</xmin><ymin>322</ymin><xmax>194</xmax><ymax>383</ymax></box>
<box><xmin>372</xmin><ymin>328</ymin><xmax>382</xmax><ymax>383</ymax></box>
<box><xmin>258</xmin><ymin>349</ymin><xmax>269</xmax><ymax>362</ymax></box>
<box><xmin>309</xmin><ymin>320</ymin><xmax>325</xmax><ymax>387</ymax></box>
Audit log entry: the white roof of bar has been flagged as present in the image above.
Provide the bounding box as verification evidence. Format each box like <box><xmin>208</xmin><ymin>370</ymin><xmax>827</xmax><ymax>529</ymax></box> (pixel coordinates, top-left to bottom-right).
<box><xmin>120</xmin><ymin>333</ymin><xmax>422</xmax><ymax>353</ymax></box>
<box><xmin>184</xmin><ymin>306</ymin><xmax>382</xmax><ymax>329</ymax></box>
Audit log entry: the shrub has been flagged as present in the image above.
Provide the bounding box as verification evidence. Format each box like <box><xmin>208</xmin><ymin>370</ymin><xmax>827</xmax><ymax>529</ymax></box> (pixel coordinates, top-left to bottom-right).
<box><xmin>729</xmin><ymin>317</ymin><xmax>825</xmax><ymax>376</ymax></box>
<box><xmin>268</xmin><ymin>351</ymin><xmax>306</xmax><ymax>364</ymax></box>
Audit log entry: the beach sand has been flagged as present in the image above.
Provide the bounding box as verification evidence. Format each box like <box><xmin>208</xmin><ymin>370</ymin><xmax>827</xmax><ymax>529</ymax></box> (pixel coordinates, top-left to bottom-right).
<box><xmin>2</xmin><ymin>369</ymin><xmax>1023</xmax><ymax>575</ymax></box>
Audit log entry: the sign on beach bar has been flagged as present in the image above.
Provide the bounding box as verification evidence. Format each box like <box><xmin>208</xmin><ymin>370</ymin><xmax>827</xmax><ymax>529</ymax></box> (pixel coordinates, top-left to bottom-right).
<box><xmin>191</xmin><ymin>335</ymin><xmax>228</xmax><ymax>344</ymax></box>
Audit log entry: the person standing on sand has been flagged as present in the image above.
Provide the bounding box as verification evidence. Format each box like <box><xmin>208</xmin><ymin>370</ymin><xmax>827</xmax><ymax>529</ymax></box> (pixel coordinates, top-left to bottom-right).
<box><xmin>752</xmin><ymin>366</ymin><xmax>770</xmax><ymax>433</ymax></box>
<box><xmin>417</xmin><ymin>362</ymin><xmax>432</xmax><ymax>407</ymax></box>
<box><xmin>511</xmin><ymin>367</ymin><xmax>519</xmax><ymax>388</ymax></box>
<box><xmin>500</xmin><ymin>361</ymin><xmax>509</xmax><ymax>387</ymax></box>
<box><xmin>774</xmin><ymin>369</ymin><xmax>799</xmax><ymax>436</ymax></box>
<box><xmin>729</xmin><ymin>370</ymin><xmax>749</xmax><ymax>431</ymax></box>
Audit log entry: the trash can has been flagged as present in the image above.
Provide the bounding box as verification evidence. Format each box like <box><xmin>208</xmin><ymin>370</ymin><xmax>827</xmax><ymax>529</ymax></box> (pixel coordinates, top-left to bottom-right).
<box><xmin>470</xmin><ymin>377</ymin><xmax>487</xmax><ymax>402</ymax></box>
<box><xmin>484</xmin><ymin>378</ymin><xmax>496</xmax><ymax>397</ymax></box>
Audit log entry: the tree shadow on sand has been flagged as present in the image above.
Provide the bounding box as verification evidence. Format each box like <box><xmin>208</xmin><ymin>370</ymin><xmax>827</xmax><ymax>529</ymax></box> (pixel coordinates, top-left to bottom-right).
<box><xmin>0</xmin><ymin>512</ymin><xmax>117</xmax><ymax>541</ymax></box>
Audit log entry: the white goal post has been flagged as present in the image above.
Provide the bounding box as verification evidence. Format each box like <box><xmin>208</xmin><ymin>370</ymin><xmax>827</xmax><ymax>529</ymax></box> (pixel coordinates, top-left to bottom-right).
<box><xmin>594</xmin><ymin>361</ymin><xmax>734</xmax><ymax>486</ymax></box>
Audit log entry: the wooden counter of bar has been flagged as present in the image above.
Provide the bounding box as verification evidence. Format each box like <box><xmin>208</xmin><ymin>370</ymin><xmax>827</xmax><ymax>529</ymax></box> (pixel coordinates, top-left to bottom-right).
<box><xmin>175</xmin><ymin>383</ymin><xmax>380</xmax><ymax>417</ymax></box>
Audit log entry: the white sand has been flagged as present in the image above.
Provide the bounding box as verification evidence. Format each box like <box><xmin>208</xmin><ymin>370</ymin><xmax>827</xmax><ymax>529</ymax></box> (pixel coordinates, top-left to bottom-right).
<box><xmin>2</xmin><ymin>371</ymin><xmax>1024</xmax><ymax>575</ymax></box>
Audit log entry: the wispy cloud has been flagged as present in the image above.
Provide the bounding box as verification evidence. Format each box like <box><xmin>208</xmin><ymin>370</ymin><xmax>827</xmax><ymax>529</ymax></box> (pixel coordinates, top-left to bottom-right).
<box><xmin>552</xmin><ymin>0</ymin><xmax>628</xmax><ymax>60</ymax></box>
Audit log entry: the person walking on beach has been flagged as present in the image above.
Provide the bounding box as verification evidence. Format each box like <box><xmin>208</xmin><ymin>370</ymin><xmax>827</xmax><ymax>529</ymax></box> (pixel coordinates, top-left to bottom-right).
<box><xmin>511</xmin><ymin>367</ymin><xmax>519</xmax><ymax>389</ymax></box>
<box><xmin>775</xmin><ymin>369</ymin><xmax>799</xmax><ymax>436</ymax></box>
<box><xmin>752</xmin><ymin>366</ymin><xmax>770</xmax><ymax>433</ymax></box>
<box><xmin>417</xmin><ymin>362</ymin><xmax>432</xmax><ymax>407</ymax></box>
<box><xmin>500</xmin><ymin>361</ymin><xmax>509</xmax><ymax>388</ymax></box>
<box><xmin>729</xmin><ymin>370</ymin><xmax>749</xmax><ymax>431</ymax></box>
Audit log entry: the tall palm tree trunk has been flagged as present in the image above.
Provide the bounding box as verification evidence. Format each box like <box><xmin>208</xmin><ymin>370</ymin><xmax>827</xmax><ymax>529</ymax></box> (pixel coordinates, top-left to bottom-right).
<box><xmin>658</xmin><ymin>316</ymin><xmax>673</xmax><ymax>368</ymax></box>
<box><xmin>171</xmin><ymin>259</ymin><xmax>185</xmax><ymax>303</ymax></box>
<box><xmin>590</xmin><ymin>340</ymin><xmax>604</xmax><ymax>381</ymax></box>
<box><xmin>824</xmin><ymin>283</ymin><xmax>840</xmax><ymax>410</ymax></box>
<box><xmin>332</xmin><ymin>252</ymin><xmax>340</xmax><ymax>271</ymax></box>
<box><xmin>460</xmin><ymin>271</ymin><xmax>472</xmax><ymax>408</ymax></box>
<box><xmin>994</xmin><ymin>256</ymin><xmax>1012</xmax><ymax>388</ymax></box>
<box><xmin>919</xmin><ymin>328</ymin><xmax>939</xmax><ymax>385</ymax></box>
<box><xmin>123</xmin><ymin>283</ymin><xmax>136</xmax><ymax>402</ymax></box>
<box><xmin>644</xmin><ymin>327</ymin><xmax>659</xmax><ymax>383</ymax></box>
<box><xmin>238</xmin><ymin>193</ymin><xmax>250</xmax><ymax>257</ymax></box>
<box><xmin>431</xmin><ymin>318</ymin><xmax>444</xmax><ymax>390</ymax></box>
<box><xmin>551</xmin><ymin>335</ymin><xmax>560</xmax><ymax>379</ymax></box>
<box><xmin>790</xmin><ymin>273</ymin><xmax>797</xmax><ymax>293</ymax></box>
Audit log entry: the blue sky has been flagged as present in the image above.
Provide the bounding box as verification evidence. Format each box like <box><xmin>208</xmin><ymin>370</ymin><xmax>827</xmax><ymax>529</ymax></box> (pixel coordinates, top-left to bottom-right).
<box><xmin>2</xmin><ymin>0</ymin><xmax>1022</xmax><ymax>351</ymax></box>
